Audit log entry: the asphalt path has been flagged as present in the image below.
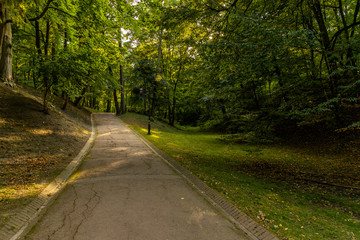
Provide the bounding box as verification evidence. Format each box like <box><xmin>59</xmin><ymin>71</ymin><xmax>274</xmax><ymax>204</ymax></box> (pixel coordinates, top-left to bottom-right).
<box><xmin>24</xmin><ymin>113</ymin><xmax>252</xmax><ymax>240</ymax></box>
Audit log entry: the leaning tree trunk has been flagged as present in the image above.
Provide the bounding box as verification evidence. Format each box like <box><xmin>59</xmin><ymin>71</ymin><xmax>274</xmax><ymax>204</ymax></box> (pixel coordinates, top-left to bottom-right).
<box><xmin>0</xmin><ymin>3</ymin><xmax>14</xmax><ymax>87</ymax></box>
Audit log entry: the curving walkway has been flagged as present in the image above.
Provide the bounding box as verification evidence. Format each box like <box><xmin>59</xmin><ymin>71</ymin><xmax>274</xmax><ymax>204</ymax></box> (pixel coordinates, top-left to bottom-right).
<box><xmin>24</xmin><ymin>113</ymin><xmax>256</xmax><ymax>240</ymax></box>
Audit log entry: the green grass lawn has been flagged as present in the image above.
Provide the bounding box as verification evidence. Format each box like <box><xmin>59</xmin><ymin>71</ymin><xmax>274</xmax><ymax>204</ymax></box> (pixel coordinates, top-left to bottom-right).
<box><xmin>120</xmin><ymin>113</ymin><xmax>360</xmax><ymax>240</ymax></box>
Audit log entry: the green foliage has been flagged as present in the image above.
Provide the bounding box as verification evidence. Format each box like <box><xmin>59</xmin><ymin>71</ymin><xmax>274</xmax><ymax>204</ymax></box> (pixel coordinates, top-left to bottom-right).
<box><xmin>11</xmin><ymin>0</ymin><xmax>360</xmax><ymax>131</ymax></box>
<box><xmin>121</xmin><ymin>112</ymin><xmax>360</xmax><ymax>240</ymax></box>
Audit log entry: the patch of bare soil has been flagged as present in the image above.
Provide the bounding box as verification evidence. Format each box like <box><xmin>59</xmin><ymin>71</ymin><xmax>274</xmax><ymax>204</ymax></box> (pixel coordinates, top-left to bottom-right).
<box><xmin>0</xmin><ymin>83</ymin><xmax>91</xmax><ymax>227</ymax></box>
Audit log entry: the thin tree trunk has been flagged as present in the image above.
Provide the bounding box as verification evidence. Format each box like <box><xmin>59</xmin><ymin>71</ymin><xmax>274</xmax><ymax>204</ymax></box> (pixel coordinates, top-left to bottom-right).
<box><xmin>35</xmin><ymin>20</ymin><xmax>42</xmax><ymax>56</ymax></box>
<box><xmin>109</xmin><ymin>66</ymin><xmax>121</xmax><ymax>115</ymax></box>
<box><xmin>0</xmin><ymin>3</ymin><xmax>14</xmax><ymax>87</ymax></box>
<box><xmin>119</xmin><ymin>37</ymin><xmax>126</xmax><ymax>114</ymax></box>
<box><xmin>120</xmin><ymin>64</ymin><xmax>125</xmax><ymax>113</ymax></box>
<box><xmin>45</xmin><ymin>21</ymin><xmax>50</xmax><ymax>56</ymax></box>
<box><xmin>74</xmin><ymin>86</ymin><xmax>88</xmax><ymax>106</ymax></box>
<box><xmin>92</xmin><ymin>89</ymin><xmax>97</xmax><ymax>109</ymax></box>
<box><xmin>43</xmin><ymin>86</ymin><xmax>50</xmax><ymax>114</ymax></box>
<box><xmin>64</xmin><ymin>26</ymin><xmax>68</xmax><ymax>49</ymax></box>
<box><xmin>114</xmin><ymin>89</ymin><xmax>121</xmax><ymax>115</ymax></box>
<box><xmin>62</xmin><ymin>92</ymin><xmax>69</xmax><ymax>110</ymax></box>
<box><xmin>170</xmin><ymin>80</ymin><xmax>178</xmax><ymax>126</ymax></box>
<box><xmin>311</xmin><ymin>0</ymin><xmax>338</xmax><ymax>97</ymax></box>
<box><xmin>106</xmin><ymin>99</ymin><xmax>111</xmax><ymax>112</ymax></box>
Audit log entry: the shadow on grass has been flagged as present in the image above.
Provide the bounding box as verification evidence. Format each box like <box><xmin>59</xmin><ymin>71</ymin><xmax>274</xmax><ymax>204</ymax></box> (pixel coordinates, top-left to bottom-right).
<box><xmin>0</xmin><ymin>84</ymin><xmax>91</xmax><ymax>227</ymax></box>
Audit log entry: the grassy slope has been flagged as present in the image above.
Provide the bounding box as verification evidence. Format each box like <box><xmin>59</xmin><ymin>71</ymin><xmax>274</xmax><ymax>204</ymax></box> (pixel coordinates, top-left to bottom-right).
<box><xmin>121</xmin><ymin>113</ymin><xmax>360</xmax><ymax>240</ymax></box>
<box><xmin>0</xmin><ymin>84</ymin><xmax>91</xmax><ymax>228</ymax></box>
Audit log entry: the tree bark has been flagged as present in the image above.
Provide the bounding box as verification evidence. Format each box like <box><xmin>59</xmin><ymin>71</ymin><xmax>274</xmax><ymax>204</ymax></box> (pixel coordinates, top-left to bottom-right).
<box><xmin>114</xmin><ymin>89</ymin><xmax>121</xmax><ymax>115</ymax></box>
<box><xmin>0</xmin><ymin>3</ymin><xmax>14</xmax><ymax>87</ymax></box>
<box><xmin>62</xmin><ymin>92</ymin><xmax>69</xmax><ymax>110</ymax></box>
<box><xmin>170</xmin><ymin>86</ymin><xmax>177</xmax><ymax>126</ymax></box>
<box><xmin>45</xmin><ymin>21</ymin><xmax>50</xmax><ymax>56</ymax></box>
<box><xmin>106</xmin><ymin>99</ymin><xmax>111</xmax><ymax>112</ymax></box>
<box><xmin>311</xmin><ymin>0</ymin><xmax>338</xmax><ymax>97</ymax></box>
<box><xmin>35</xmin><ymin>20</ymin><xmax>42</xmax><ymax>56</ymax></box>
<box><xmin>119</xmin><ymin>38</ymin><xmax>126</xmax><ymax>114</ymax></box>
<box><xmin>120</xmin><ymin>64</ymin><xmax>125</xmax><ymax>113</ymax></box>
<box><xmin>74</xmin><ymin>86</ymin><xmax>88</xmax><ymax>106</ymax></box>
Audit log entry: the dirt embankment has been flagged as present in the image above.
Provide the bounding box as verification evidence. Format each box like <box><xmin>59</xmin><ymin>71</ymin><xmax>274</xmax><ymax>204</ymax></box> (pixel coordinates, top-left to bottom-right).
<box><xmin>0</xmin><ymin>83</ymin><xmax>91</xmax><ymax>227</ymax></box>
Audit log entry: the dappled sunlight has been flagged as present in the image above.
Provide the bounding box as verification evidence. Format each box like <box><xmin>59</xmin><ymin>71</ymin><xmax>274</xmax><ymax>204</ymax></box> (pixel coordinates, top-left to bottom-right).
<box><xmin>128</xmin><ymin>150</ymin><xmax>153</xmax><ymax>157</ymax></box>
<box><xmin>0</xmin><ymin>183</ymin><xmax>46</xmax><ymax>201</ymax></box>
<box><xmin>97</xmin><ymin>132</ymin><xmax>113</xmax><ymax>138</ymax></box>
<box><xmin>139</xmin><ymin>127</ymin><xmax>160</xmax><ymax>138</ymax></box>
<box><xmin>140</xmin><ymin>128</ymin><xmax>148</xmax><ymax>134</ymax></box>
<box><xmin>73</xmin><ymin>160</ymin><xmax>127</xmax><ymax>180</ymax></box>
<box><xmin>150</xmin><ymin>130</ymin><xmax>160</xmax><ymax>134</ymax></box>
<box><xmin>0</xmin><ymin>136</ymin><xmax>23</xmax><ymax>142</ymax></box>
<box><xmin>65</xmin><ymin>129</ymin><xmax>90</xmax><ymax>138</ymax></box>
<box><xmin>149</xmin><ymin>134</ymin><xmax>160</xmax><ymax>139</ymax></box>
<box><xmin>27</xmin><ymin>129</ymin><xmax>53</xmax><ymax>135</ymax></box>
<box><xmin>110</xmin><ymin>147</ymin><xmax>131</xmax><ymax>152</ymax></box>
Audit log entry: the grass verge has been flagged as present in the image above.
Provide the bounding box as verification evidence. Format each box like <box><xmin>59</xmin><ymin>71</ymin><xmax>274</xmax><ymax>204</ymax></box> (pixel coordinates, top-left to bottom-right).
<box><xmin>120</xmin><ymin>113</ymin><xmax>360</xmax><ymax>240</ymax></box>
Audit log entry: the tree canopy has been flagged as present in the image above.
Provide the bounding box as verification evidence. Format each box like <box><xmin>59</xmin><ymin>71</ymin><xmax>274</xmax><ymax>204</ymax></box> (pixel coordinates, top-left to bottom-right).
<box><xmin>4</xmin><ymin>0</ymin><xmax>360</xmax><ymax>138</ymax></box>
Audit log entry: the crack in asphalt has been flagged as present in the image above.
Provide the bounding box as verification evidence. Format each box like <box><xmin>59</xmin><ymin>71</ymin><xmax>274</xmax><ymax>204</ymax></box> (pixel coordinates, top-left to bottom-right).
<box><xmin>143</xmin><ymin>158</ymin><xmax>152</xmax><ymax>171</ymax></box>
<box><xmin>72</xmin><ymin>183</ymin><xmax>101</xmax><ymax>240</ymax></box>
<box><xmin>47</xmin><ymin>185</ymin><xmax>78</xmax><ymax>240</ymax></box>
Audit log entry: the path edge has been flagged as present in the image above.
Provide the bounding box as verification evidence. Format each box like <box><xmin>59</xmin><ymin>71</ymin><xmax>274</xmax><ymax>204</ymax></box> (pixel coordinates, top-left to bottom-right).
<box><xmin>119</xmin><ymin>118</ymin><xmax>279</xmax><ymax>240</ymax></box>
<box><xmin>0</xmin><ymin>114</ymin><xmax>97</xmax><ymax>240</ymax></box>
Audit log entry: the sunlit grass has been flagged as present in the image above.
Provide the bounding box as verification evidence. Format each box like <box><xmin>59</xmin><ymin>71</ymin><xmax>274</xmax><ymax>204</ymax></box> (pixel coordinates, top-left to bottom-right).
<box><xmin>0</xmin><ymin>183</ymin><xmax>46</xmax><ymax>228</ymax></box>
<box><xmin>120</xmin><ymin>113</ymin><xmax>360</xmax><ymax>240</ymax></box>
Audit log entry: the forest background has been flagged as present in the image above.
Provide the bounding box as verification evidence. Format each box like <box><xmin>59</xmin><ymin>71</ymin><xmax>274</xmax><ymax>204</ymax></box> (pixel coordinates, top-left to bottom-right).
<box><xmin>1</xmin><ymin>0</ymin><xmax>360</xmax><ymax>239</ymax></box>
<box><xmin>1</xmin><ymin>0</ymin><xmax>359</xmax><ymax>137</ymax></box>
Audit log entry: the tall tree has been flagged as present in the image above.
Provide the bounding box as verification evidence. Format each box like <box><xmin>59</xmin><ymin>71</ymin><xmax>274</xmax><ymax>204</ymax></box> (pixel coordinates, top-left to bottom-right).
<box><xmin>0</xmin><ymin>1</ymin><xmax>13</xmax><ymax>87</ymax></box>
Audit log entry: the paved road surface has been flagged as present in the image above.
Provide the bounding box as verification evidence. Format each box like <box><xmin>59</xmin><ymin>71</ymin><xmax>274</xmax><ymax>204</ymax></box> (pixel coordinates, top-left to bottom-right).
<box><xmin>25</xmin><ymin>113</ymin><xmax>252</xmax><ymax>240</ymax></box>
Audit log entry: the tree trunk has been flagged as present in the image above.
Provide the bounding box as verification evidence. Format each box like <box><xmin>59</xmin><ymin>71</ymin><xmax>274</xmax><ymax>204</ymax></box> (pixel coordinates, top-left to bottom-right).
<box><xmin>74</xmin><ymin>86</ymin><xmax>88</xmax><ymax>106</ymax></box>
<box><xmin>170</xmin><ymin>80</ymin><xmax>178</xmax><ymax>126</ymax></box>
<box><xmin>43</xmin><ymin>86</ymin><xmax>50</xmax><ymax>114</ymax></box>
<box><xmin>120</xmin><ymin>64</ymin><xmax>125</xmax><ymax>114</ymax></box>
<box><xmin>114</xmin><ymin>89</ymin><xmax>121</xmax><ymax>115</ymax></box>
<box><xmin>106</xmin><ymin>99</ymin><xmax>111</xmax><ymax>112</ymax></box>
<box><xmin>0</xmin><ymin>3</ymin><xmax>14</xmax><ymax>87</ymax></box>
<box><xmin>338</xmin><ymin>0</ymin><xmax>356</xmax><ymax>67</ymax></box>
<box><xmin>62</xmin><ymin>92</ymin><xmax>69</xmax><ymax>110</ymax></box>
<box><xmin>64</xmin><ymin>26</ymin><xmax>68</xmax><ymax>50</ymax></box>
<box><xmin>44</xmin><ymin>21</ymin><xmax>50</xmax><ymax>56</ymax></box>
<box><xmin>35</xmin><ymin>20</ymin><xmax>42</xmax><ymax>56</ymax></box>
<box><xmin>119</xmin><ymin>38</ymin><xmax>126</xmax><ymax>114</ymax></box>
<box><xmin>311</xmin><ymin>0</ymin><xmax>338</xmax><ymax>97</ymax></box>
<box><xmin>92</xmin><ymin>91</ymin><xmax>97</xmax><ymax>109</ymax></box>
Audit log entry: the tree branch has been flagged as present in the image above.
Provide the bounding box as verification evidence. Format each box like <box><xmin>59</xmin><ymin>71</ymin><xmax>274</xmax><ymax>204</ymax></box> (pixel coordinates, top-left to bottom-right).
<box><xmin>28</xmin><ymin>0</ymin><xmax>56</xmax><ymax>21</ymax></box>
<box><xmin>48</xmin><ymin>6</ymin><xmax>78</xmax><ymax>20</ymax></box>
<box><xmin>206</xmin><ymin>0</ymin><xmax>240</xmax><ymax>13</ymax></box>
<box><xmin>351</xmin><ymin>0</ymin><xmax>360</xmax><ymax>37</ymax></box>
<box><xmin>231</xmin><ymin>0</ymin><xmax>239</xmax><ymax>8</ymax></box>
<box><xmin>331</xmin><ymin>20</ymin><xmax>360</xmax><ymax>50</ymax></box>
<box><xmin>244</xmin><ymin>0</ymin><xmax>253</xmax><ymax>14</ymax></box>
